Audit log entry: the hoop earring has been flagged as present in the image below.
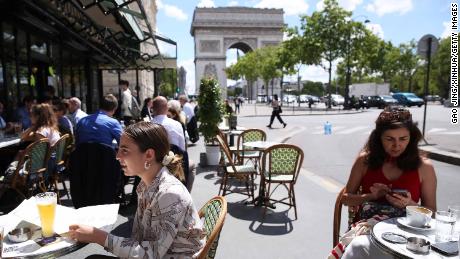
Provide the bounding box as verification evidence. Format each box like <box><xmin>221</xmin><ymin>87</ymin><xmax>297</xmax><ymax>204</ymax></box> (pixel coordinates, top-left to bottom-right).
<box><xmin>144</xmin><ymin>161</ymin><xmax>151</xmax><ymax>170</ymax></box>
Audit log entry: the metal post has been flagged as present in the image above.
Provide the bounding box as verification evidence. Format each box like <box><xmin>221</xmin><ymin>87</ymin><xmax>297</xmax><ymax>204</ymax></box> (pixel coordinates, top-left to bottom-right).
<box><xmin>422</xmin><ymin>37</ymin><xmax>432</xmax><ymax>139</ymax></box>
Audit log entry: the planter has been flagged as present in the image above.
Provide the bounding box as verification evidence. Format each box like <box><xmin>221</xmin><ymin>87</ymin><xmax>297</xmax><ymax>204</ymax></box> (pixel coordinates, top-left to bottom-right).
<box><xmin>205</xmin><ymin>145</ymin><xmax>221</xmax><ymax>166</ymax></box>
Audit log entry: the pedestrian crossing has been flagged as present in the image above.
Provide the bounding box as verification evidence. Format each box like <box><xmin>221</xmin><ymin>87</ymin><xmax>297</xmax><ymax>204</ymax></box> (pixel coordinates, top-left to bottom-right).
<box><xmin>309</xmin><ymin>125</ymin><xmax>460</xmax><ymax>135</ymax></box>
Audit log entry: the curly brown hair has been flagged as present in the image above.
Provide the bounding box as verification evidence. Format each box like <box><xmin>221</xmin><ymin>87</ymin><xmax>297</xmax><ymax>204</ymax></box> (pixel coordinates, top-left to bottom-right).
<box><xmin>364</xmin><ymin>108</ymin><xmax>423</xmax><ymax>171</ymax></box>
<box><xmin>30</xmin><ymin>103</ymin><xmax>58</xmax><ymax>132</ymax></box>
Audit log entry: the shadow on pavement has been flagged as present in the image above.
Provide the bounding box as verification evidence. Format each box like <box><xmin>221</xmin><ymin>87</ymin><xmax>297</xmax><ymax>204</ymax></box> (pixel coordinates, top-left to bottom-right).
<box><xmin>227</xmin><ymin>201</ymin><xmax>294</xmax><ymax>236</ymax></box>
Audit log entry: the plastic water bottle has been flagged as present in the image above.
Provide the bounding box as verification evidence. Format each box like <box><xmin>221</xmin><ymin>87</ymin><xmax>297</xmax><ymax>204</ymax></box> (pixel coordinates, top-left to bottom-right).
<box><xmin>324</xmin><ymin>121</ymin><xmax>332</xmax><ymax>135</ymax></box>
<box><xmin>120</xmin><ymin>120</ymin><xmax>126</xmax><ymax>129</ymax></box>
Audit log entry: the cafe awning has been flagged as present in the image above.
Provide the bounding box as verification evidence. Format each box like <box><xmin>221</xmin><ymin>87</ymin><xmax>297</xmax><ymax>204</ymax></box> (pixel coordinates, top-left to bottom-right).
<box><xmin>20</xmin><ymin>0</ymin><xmax>176</xmax><ymax>69</ymax></box>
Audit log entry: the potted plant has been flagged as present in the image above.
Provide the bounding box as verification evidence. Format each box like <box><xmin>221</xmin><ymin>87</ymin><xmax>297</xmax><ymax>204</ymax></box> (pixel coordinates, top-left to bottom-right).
<box><xmin>197</xmin><ymin>77</ymin><xmax>224</xmax><ymax>165</ymax></box>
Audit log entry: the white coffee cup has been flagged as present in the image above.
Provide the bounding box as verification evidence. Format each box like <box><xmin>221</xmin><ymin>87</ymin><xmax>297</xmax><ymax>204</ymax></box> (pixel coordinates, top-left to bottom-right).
<box><xmin>406</xmin><ymin>206</ymin><xmax>433</xmax><ymax>227</ymax></box>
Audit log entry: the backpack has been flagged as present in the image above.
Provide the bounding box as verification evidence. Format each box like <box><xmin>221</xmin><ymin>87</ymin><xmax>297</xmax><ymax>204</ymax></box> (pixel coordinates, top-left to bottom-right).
<box><xmin>129</xmin><ymin>96</ymin><xmax>141</xmax><ymax>120</ymax></box>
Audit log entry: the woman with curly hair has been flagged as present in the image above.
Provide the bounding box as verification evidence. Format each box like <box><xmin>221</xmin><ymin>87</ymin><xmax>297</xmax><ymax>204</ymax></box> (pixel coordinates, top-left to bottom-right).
<box><xmin>68</xmin><ymin>122</ymin><xmax>205</xmax><ymax>258</ymax></box>
<box><xmin>340</xmin><ymin>108</ymin><xmax>437</xmax><ymax>258</ymax></box>
<box><xmin>20</xmin><ymin>103</ymin><xmax>60</xmax><ymax>146</ymax></box>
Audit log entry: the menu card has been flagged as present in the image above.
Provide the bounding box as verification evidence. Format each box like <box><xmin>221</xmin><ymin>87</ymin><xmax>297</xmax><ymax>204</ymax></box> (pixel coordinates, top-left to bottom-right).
<box><xmin>0</xmin><ymin>198</ymin><xmax>119</xmax><ymax>258</ymax></box>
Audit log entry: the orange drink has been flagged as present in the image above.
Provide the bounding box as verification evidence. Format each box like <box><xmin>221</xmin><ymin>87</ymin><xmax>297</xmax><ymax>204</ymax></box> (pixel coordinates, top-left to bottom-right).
<box><xmin>35</xmin><ymin>192</ymin><xmax>57</xmax><ymax>238</ymax></box>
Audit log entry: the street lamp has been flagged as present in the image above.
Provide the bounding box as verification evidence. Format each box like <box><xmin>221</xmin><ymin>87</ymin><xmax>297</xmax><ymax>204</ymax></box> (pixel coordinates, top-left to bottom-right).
<box><xmin>344</xmin><ymin>16</ymin><xmax>370</xmax><ymax>109</ymax></box>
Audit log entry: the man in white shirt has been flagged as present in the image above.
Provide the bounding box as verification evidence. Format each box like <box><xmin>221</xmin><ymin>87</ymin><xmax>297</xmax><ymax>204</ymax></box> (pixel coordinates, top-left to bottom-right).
<box><xmin>120</xmin><ymin>80</ymin><xmax>133</xmax><ymax>124</ymax></box>
<box><xmin>179</xmin><ymin>95</ymin><xmax>194</xmax><ymax>124</ymax></box>
<box><xmin>151</xmin><ymin>96</ymin><xmax>186</xmax><ymax>151</ymax></box>
<box><xmin>68</xmin><ymin>97</ymin><xmax>88</xmax><ymax>129</ymax></box>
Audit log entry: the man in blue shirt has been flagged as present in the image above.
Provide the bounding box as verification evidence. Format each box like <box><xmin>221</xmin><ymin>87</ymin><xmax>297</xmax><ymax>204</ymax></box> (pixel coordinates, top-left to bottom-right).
<box><xmin>75</xmin><ymin>94</ymin><xmax>122</xmax><ymax>148</ymax></box>
<box><xmin>15</xmin><ymin>95</ymin><xmax>35</xmax><ymax>130</ymax></box>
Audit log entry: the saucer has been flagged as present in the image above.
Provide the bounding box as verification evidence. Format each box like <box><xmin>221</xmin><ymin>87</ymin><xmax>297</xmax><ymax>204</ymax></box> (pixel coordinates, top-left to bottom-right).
<box><xmin>396</xmin><ymin>217</ymin><xmax>435</xmax><ymax>231</ymax></box>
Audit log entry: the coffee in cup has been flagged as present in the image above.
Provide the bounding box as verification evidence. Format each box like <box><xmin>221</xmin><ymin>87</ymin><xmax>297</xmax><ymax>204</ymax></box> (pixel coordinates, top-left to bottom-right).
<box><xmin>406</xmin><ymin>206</ymin><xmax>433</xmax><ymax>227</ymax></box>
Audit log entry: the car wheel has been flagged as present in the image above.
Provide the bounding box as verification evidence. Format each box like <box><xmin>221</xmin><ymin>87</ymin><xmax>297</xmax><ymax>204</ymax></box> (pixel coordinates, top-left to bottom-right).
<box><xmin>417</xmin><ymin>104</ymin><xmax>422</xmax><ymax>107</ymax></box>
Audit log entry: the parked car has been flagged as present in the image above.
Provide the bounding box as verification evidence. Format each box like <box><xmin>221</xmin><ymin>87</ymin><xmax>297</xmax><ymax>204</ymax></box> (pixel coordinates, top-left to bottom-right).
<box><xmin>425</xmin><ymin>95</ymin><xmax>442</xmax><ymax>103</ymax></box>
<box><xmin>391</xmin><ymin>92</ymin><xmax>424</xmax><ymax>107</ymax></box>
<box><xmin>299</xmin><ymin>94</ymin><xmax>320</xmax><ymax>103</ymax></box>
<box><xmin>330</xmin><ymin>94</ymin><xmax>345</xmax><ymax>106</ymax></box>
<box><xmin>366</xmin><ymin>95</ymin><xmax>399</xmax><ymax>109</ymax></box>
<box><xmin>283</xmin><ymin>95</ymin><xmax>296</xmax><ymax>103</ymax></box>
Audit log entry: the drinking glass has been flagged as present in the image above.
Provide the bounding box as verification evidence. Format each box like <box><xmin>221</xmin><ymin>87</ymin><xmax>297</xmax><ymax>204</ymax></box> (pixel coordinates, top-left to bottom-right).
<box><xmin>35</xmin><ymin>192</ymin><xmax>57</xmax><ymax>238</ymax></box>
<box><xmin>448</xmin><ymin>205</ymin><xmax>460</xmax><ymax>241</ymax></box>
<box><xmin>435</xmin><ymin>211</ymin><xmax>457</xmax><ymax>242</ymax></box>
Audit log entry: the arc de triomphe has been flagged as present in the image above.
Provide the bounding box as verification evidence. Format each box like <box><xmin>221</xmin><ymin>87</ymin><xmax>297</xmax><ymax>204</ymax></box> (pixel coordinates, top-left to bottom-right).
<box><xmin>190</xmin><ymin>7</ymin><xmax>284</xmax><ymax>99</ymax></box>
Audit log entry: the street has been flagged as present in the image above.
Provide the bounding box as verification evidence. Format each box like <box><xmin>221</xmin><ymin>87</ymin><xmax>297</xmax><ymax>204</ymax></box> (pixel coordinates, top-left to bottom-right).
<box><xmin>190</xmin><ymin>104</ymin><xmax>460</xmax><ymax>259</ymax></box>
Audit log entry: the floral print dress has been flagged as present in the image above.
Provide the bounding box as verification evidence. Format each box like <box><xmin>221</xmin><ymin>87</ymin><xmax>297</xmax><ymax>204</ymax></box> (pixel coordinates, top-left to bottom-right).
<box><xmin>104</xmin><ymin>167</ymin><xmax>205</xmax><ymax>258</ymax></box>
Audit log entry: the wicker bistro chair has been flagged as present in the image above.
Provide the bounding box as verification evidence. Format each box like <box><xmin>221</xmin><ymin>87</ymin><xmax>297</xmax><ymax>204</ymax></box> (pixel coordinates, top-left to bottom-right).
<box><xmin>2</xmin><ymin>139</ymin><xmax>51</xmax><ymax>199</ymax></box>
<box><xmin>48</xmin><ymin>134</ymin><xmax>71</xmax><ymax>202</ymax></box>
<box><xmin>215</xmin><ymin>135</ymin><xmax>256</xmax><ymax>202</ymax></box>
<box><xmin>261</xmin><ymin>144</ymin><xmax>304</xmax><ymax>219</ymax></box>
<box><xmin>197</xmin><ymin>196</ymin><xmax>228</xmax><ymax>259</ymax></box>
<box><xmin>332</xmin><ymin>187</ymin><xmax>362</xmax><ymax>247</ymax></box>
<box><xmin>236</xmin><ymin>129</ymin><xmax>266</xmax><ymax>169</ymax></box>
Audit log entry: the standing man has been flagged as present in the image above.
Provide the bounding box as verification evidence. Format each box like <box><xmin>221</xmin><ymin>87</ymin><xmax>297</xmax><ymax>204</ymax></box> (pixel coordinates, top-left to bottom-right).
<box><xmin>75</xmin><ymin>94</ymin><xmax>122</xmax><ymax>148</ymax></box>
<box><xmin>179</xmin><ymin>95</ymin><xmax>199</xmax><ymax>143</ymax></box>
<box><xmin>68</xmin><ymin>97</ymin><xmax>88</xmax><ymax>130</ymax></box>
<box><xmin>120</xmin><ymin>80</ymin><xmax>133</xmax><ymax>124</ymax></box>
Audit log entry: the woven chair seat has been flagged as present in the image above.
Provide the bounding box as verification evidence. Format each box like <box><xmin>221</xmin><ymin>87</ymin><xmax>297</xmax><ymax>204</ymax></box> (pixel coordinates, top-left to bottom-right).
<box><xmin>263</xmin><ymin>171</ymin><xmax>295</xmax><ymax>182</ymax></box>
<box><xmin>225</xmin><ymin>165</ymin><xmax>257</xmax><ymax>174</ymax></box>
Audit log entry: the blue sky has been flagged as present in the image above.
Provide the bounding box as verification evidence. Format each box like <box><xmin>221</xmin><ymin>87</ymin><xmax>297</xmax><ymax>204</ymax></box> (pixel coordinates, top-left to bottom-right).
<box><xmin>155</xmin><ymin>0</ymin><xmax>453</xmax><ymax>93</ymax></box>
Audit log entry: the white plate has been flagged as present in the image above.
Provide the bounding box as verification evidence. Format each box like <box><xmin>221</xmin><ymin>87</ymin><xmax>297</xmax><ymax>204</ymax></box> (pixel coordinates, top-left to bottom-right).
<box><xmin>396</xmin><ymin>217</ymin><xmax>435</xmax><ymax>231</ymax></box>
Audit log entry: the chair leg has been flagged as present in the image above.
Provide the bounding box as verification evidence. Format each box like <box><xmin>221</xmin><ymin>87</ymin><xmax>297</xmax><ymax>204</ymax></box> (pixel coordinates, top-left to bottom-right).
<box><xmin>263</xmin><ymin>182</ymin><xmax>271</xmax><ymax>219</ymax></box>
<box><xmin>291</xmin><ymin>183</ymin><xmax>297</xmax><ymax>220</ymax></box>
<box><xmin>251</xmin><ymin>174</ymin><xmax>255</xmax><ymax>202</ymax></box>
<box><xmin>61</xmin><ymin>178</ymin><xmax>70</xmax><ymax>199</ymax></box>
<box><xmin>221</xmin><ymin>174</ymin><xmax>228</xmax><ymax>196</ymax></box>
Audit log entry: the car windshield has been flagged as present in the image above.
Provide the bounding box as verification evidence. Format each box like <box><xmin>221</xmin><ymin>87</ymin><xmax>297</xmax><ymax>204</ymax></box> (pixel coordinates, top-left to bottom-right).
<box><xmin>405</xmin><ymin>94</ymin><xmax>418</xmax><ymax>98</ymax></box>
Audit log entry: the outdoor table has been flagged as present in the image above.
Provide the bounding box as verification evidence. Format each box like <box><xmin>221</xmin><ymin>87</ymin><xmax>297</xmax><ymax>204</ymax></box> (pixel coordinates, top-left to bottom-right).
<box><xmin>370</xmin><ymin>217</ymin><xmax>452</xmax><ymax>258</ymax></box>
<box><xmin>0</xmin><ymin>199</ymin><xmax>118</xmax><ymax>258</ymax></box>
<box><xmin>0</xmin><ymin>136</ymin><xmax>20</xmax><ymax>149</ymax></box>
<box><xmin>243</xmin><ymin>141</ymin><xmax>282</xmax><ymax>207</ymax></box>
<box><xmin>219</xmin><ymin>126</ymin><xmax>246</xmax><ymax>146</ymax></box>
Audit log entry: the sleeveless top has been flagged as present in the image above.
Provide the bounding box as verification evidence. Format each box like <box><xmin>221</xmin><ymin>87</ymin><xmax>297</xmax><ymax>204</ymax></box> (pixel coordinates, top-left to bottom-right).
<box><xmin>361</xmin><ymin>166</ymin><xmax>421</xmax><ymax>203</ymax></box>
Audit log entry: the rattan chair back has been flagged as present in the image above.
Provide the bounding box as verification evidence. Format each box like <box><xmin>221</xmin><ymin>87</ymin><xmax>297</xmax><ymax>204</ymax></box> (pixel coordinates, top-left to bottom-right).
<box><xmin>197</xmin><ymin>196</ymin><xmax>227</xmax><ymax>259</ymax></box>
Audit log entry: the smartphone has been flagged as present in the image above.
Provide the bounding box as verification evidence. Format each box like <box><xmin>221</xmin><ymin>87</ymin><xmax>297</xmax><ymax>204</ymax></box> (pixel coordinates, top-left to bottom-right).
<box><xmin>391</xmin><ymin>188</ymin><xmax>408</xmax><ymax>197</ymax></box>
<box><xmin>431</xmin><ymin>241</ymin><xmax>459</xmax><ymax>256</ymax></box>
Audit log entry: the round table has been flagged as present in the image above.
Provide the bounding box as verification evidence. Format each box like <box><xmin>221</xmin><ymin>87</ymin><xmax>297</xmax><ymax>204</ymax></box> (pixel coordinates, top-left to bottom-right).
<box><xmin>371</xmin><ymin>217</ymin><xmax>451</xmax><ymax>258</ymax></box>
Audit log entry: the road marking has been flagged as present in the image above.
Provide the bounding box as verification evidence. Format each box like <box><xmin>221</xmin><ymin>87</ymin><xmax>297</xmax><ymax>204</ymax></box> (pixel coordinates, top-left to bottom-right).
<box><xmin>336</xmin><ymin>126</ymin><xmax>369</xmax><ymax>134</ymax></box>
<box><xmin>300</xmin><ymin>168</ymin><xmax>343</xmax><ymax>193</ymax></box>
<box><xmin>427</xmin><ymin>128</ymin><xmax>447</xmax><ymax>134</ymax></box>
<box><xmin>438</xmin><ymin>131</ymin><xmax>460</xmax><ymax>135</ymax></box>
<box><xmin>312</xmin><ymin>126</ymin><xmax>346</xmax><ymax>135</ymax></box>
<box><xmin>277</xmin><ymin>126</ymin><xmax>307</xmax><ymax>143</ymax></box>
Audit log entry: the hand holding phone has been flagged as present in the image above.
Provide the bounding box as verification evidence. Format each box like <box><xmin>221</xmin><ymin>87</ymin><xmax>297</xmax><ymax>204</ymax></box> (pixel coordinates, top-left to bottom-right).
<box><xmin>391</xmin><ymin>188</ymin><xmax>408</xmax><ymax>197</ymax></box>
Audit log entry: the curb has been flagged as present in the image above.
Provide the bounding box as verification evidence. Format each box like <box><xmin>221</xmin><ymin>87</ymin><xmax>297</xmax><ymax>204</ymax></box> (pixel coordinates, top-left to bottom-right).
<box><xmin>419</xmin><ymin>146</ymin><xmax>460</xmax><ymax>166</ymax></box>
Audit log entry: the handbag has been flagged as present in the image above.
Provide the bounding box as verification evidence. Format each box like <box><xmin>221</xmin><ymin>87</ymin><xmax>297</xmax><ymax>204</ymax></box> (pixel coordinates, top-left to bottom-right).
<box><xmin>278</xmin><ymin>106</ymin><xmax>283</xmax><ymax>113</ymax></box>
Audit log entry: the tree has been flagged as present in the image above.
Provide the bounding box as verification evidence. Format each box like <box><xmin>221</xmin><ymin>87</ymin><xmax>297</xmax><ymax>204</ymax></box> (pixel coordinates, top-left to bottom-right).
<box><xmin>225</xmin><ymin>51</ymin><xmax>259</xmax><ymax>101</ymax></box>
<box><xmin>431</xmin><ymin>37</ymin><xmax>451</xmax><ymax>98</ymax></box>
<box><xmin>256</xmin><ymin>46</ymin><xmax>282</xmax><ymax>98</ymax></box>
<box><xmin>302</xmin><ymin>81</ymin><xmax>324</xmax><ymax>96</ymax></box>
<box><xmin>297</xmin><ymin>0</ymin><xmax>351</xmax><ymax>108</ymax></box>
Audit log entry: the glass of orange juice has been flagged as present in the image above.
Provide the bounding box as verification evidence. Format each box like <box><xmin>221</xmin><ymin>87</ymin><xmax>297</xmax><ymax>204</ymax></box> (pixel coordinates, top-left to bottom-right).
<box><xmin>35</xmin><ymin>192</ymin><xmax>57</xmax><ymax>238</ymax></box>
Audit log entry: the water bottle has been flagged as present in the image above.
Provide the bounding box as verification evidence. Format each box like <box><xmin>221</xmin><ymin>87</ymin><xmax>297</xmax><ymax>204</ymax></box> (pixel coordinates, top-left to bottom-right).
<box><xmin>324</xmin><ymin>121</ymin><xmax>332</xmax><ymax>135</ymax></box>
<box><xmin>120</xmin><ymin>120</ymin><xmax>126</xmax><ymax>129</ymax></box>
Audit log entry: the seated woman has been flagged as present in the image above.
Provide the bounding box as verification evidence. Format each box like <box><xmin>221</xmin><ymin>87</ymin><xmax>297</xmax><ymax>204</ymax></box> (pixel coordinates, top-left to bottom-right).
<box><xmin>68</xmin><ymin>122</ymin><xmax>205</xmax><ymax>258</ymax></box>
<box><xmin>340</xmin><ymin>108</ymin><xmax>437</xmax><ymax>258</ymax></box>
<box><xmin>20</xmin><ymin>103</ymin><xmax>60</xmax><ymax>146</ymax></box>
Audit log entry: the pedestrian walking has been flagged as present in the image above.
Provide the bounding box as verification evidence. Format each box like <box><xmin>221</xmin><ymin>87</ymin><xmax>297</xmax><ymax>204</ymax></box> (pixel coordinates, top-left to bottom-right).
<box><xmin>266</xmin><ymin>94</ymin><xmax>286</xmax><ymax>129</ymax></box>
<box><xmin>234</xmin><ymin>97</ymin><xmax>240</xmax><ymax>114</ymax></box>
